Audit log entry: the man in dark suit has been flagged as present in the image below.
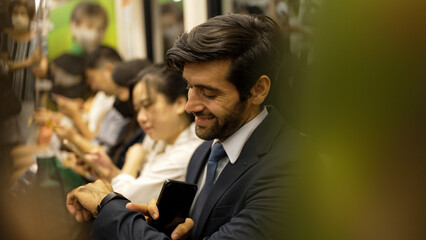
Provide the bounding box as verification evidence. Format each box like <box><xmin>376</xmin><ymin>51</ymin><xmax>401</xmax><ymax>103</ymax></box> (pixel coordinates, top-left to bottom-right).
<box><xmin>66</xmin><ymin>14</ymin><xmax>314</xmax><ymax>239</ymax></box>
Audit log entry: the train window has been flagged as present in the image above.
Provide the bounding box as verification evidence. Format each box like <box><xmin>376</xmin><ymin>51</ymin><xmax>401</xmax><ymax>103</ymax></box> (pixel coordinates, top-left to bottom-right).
<box><xmin>208</xmin><ymin>0</ymin><xmax>318</xmax><ymax>65</ymax></box>
<box><xmin>160</xmin><ymin>1</ymin><xmax>184</xmax><ymax>54</ymax></box>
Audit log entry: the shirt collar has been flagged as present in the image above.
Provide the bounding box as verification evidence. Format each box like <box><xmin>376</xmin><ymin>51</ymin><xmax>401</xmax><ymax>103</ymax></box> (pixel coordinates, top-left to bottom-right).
<box><xmin>213</xmin><ymin>107</ymin><xmax>268</xmax><ymax>164</ymax></box>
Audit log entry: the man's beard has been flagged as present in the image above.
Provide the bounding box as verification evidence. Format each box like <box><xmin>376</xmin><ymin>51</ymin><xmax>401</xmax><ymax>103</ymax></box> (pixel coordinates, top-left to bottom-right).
<box><xmin>194</xmin><ymin>100</ymin><xmax>248</xmax><ymax>141</ymax></box>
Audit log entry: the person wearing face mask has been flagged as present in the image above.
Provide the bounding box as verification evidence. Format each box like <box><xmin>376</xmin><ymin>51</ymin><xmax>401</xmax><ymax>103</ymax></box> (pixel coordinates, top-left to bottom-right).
<box><xmin>47</xmin><ymin>2</ymin><xmax>108</xmax><ymax>100</ymax></box>
<box><xmin>69</xmin><ymin>1</ymin><xmax>108</xmax><ymax>55</ymax></box>
<box><xmin>0</xmin><ymin>0</ymin><xmax>48</xmax><ymax>145</ymax></box>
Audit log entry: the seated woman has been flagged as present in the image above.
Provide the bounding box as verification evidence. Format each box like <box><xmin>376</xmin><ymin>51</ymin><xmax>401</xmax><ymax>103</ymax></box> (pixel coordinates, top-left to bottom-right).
<box><xmin>84</xmin><ymin>63</ymin><xmax>203</xmax><ymax>203</ymax></box>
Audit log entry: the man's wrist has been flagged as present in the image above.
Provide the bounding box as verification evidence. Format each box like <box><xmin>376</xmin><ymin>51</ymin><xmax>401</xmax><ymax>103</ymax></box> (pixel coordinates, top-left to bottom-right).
<box><xmin>97</xmin><ymin>192</ymin><xmax>128</xmax><ymax>216</ymax></box>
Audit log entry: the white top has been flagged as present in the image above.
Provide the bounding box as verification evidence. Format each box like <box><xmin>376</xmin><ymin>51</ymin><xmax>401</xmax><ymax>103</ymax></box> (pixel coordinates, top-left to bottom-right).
<box><xmin>111</xmin><ymin>122</ymin><xmax>203</xmax><ymax>203</ymax></box>
<box><xmin>86</xmin><ymin>91</ymin><xmax>115</xmax><ymax>133</ymax></box>
<box><xmin>193</xmin><ymin>107</ymin><xmax>268</xmax><ymax>204</ymax></box>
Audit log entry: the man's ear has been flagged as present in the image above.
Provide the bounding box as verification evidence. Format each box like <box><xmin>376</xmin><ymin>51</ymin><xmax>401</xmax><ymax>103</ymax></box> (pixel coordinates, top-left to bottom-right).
<box><xmin>249</xmin><ymin>75</ymin><xmax>271</xmax><ymax>105</ymax></box>
<box><xmin>174</xmin><ymin>96</ymin><xmax>187</xmax><ymax>115</ymax></box>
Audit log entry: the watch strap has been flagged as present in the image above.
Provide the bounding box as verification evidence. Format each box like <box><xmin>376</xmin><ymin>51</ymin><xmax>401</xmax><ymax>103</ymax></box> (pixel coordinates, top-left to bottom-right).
<box><xmin>97</xmin><ymin>192</ymin><xmax>128</xmax><ymax>215</ymax></box>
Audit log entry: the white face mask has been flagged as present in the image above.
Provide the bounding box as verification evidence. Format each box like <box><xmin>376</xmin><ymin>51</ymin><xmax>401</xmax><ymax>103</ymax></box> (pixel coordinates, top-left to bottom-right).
<box><xmin>12</xmin><ymin>14</ymin><xmax>30</xmax><ymax>32</ymax></box>
<box><xmin>71</xmin><ymin>26</ymin><xmax>99</xmax><ymax>52</ymax></box>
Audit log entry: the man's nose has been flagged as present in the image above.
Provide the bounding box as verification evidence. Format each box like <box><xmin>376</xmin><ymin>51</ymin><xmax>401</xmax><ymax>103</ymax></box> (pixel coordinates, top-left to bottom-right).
<box><xmin>185</xmin><ymin>88</ymin><xmax>204</xmax><ymax>114</ymax></box>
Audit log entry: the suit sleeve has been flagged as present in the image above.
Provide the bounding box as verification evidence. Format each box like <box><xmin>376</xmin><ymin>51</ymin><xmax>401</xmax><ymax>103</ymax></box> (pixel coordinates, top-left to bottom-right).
<box><xmin>93</xmin><ymin>199</ymin><xmax>170</xmax><ymax>240</ymax></box>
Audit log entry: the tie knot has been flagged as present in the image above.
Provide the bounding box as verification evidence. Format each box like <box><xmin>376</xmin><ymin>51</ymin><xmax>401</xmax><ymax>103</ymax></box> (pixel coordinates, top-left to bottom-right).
<box><xmin>208</xmin><ymin>142</ymin><xmax>226</xmax><ymax>163</ymax></box>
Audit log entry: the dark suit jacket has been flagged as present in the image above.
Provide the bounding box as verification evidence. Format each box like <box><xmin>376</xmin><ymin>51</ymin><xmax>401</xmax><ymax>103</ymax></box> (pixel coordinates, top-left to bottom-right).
<box><xmin>93</xmin><ymin>106</ymin><xmax>315</xmax><ymax>239</ymax></box>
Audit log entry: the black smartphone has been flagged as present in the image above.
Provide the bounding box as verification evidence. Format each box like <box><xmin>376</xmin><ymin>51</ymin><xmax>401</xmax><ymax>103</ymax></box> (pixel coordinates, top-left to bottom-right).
<box><xmin>149</xmin><ymin>179</ymin><xmax>198</xmax><ymax>236</ymax></box>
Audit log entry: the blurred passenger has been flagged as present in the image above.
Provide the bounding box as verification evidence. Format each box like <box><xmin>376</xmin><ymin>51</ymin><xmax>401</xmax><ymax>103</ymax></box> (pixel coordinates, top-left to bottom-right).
<box><xmin>81</xmin><ymin>63</ymin><xmax>203</xmax><ymax>203</ymax></box>
<box><xmin>70</xmin><ymin>1</ymin><xmax>108</xmax><ymax>54</ymax></box>
<box><xmin>55</xmin><ymin>46</ymin><xmax>122</xmax><ymax>141</ymax></box>
<box><xmin>50</xmin><ymin>1</ymin><xmax>109</xmax><ymax>99</ymax></box>
<box><xmin>0</xmin><ymin>0</ymin><xmax>47</xmax><ymax>145</ymax></box>
<box><xmin>50</xmin><ymin>53</ymin><xmax>90</xmax><ymax>99</ymax></box>
<box><xmin>92</xmin><ymin>59</ymin><xmax>151</xmax><ymax>155</ymax></box>
<box><xmin>56</xmin><ymin>47</ymin><xmax>151</xmax><ymax>156</ymax></box>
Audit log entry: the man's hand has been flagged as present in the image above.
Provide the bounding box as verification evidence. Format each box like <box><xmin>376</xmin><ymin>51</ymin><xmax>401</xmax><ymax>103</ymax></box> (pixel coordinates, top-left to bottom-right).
<box><xmin>126</xmin><ymin>199</ymin><xmax>194</xmax><ymax>240</ymax></box>
<box><xmin>171</xmin><ymin>218</ymin><xmax>194</xmax><ymax>240</ymax></box>
<box><xmin>126</xmin><ymin>199</ymin><xmax>159</xmax><ymax>223</ymax></box>
<box><xmin>66</xmin><ymin>180</ymin><xmax>113</xmax><ymax>222</ymax></box>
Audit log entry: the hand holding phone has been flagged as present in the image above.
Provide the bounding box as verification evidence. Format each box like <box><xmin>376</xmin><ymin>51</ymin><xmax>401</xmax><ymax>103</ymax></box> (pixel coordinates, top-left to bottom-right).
<box><xmin>149</xmin><ymin>180</ymin><xmax>198</xmax><ymax>236</ymax></box>
<box><xmin>62</xmin><ymin>139</ymin><xmax>104</xmax><ymax>179</ymax></box>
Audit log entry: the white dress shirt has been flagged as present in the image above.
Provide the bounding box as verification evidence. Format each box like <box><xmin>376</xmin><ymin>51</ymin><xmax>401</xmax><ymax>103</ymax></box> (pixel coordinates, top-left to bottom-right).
<box><xmin>111</xmin><ymin>122</ymin><xmax>203</xmax><ymax>203</ymax></box>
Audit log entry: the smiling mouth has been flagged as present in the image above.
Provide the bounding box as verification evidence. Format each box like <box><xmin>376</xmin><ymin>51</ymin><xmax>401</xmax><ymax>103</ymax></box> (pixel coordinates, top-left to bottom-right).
<box><xmin>195</xmin><ymin>116</ymin><xmax>215</xmax><ymax>125</ymax></box>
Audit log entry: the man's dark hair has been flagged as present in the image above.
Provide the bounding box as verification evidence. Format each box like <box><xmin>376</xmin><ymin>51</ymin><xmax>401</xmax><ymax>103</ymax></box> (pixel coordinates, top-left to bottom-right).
<box><xmin>9</xmin><ymin>0</ymin><xmax>35</xmax><ymax>20</ymax></box>
<box><xmin>70</xmin><ymin>1</ymin><xmax>108</xmax><ymax>29</ymax></box>
<box><xmin>85</xmin><ymin>46</ymin><xmax>122</xmax><ymax>69</ymax></box>
<box><xmin>166</xmin><ymin>13</ymin><xmax>285</xmax><ymax>101</ymax></box>
<box><xmin>129</xmin><ymin>63</ymin><xmax>193</xmax><ymax>121</ymax></box>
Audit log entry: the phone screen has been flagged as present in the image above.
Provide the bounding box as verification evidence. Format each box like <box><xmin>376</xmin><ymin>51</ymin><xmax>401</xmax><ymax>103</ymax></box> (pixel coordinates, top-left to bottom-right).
<box><xmin>149</xmin><ymin>180</ymin><xmax>198</xmax><ymax>236</ymax></box>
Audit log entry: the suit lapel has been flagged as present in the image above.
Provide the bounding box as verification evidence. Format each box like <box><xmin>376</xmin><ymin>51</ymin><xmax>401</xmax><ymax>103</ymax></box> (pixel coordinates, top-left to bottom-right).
<box><xmin>186</xmin><ymin>140</ymin><xmax>212</xmax><ymax>184</ymax></box>
<box><xmin>193</xmin><ymin>106</ymin><xmax>285</xmax><ymax>236</ymax></box>
<box><xmin>193</xmin><ymin>147</ymin><xmax>260</xmax><ymax>234</ymax></box>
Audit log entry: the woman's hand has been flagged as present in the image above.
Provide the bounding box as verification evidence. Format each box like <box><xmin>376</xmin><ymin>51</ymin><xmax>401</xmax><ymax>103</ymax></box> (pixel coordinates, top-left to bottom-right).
<box><xmin>120</xmin><ymin>143</ymin><xmax>148</xmax><ymax>177</ymax></box>
<box><xmin>32</xmin><ymin>108</ymin><xmax>50</xmax><ymax>125</ymax></box>
<box><xmin>125</xmin><ymin>143</ymin><xmax>148</xmax><ymax>166</ymax></box>
<box><xmin>54</xmin><ymin>125</ymin><xmax>77</xmax><ymax>141</ymax></box>
<box><xmin>33</xmin><ymin>56</ymin><xmax>48</xmax><ymax>78</ymax></box>
<box><xmin>6</xmin><ymin>49</ymin><xmax>41</xmax><ymax>71</ymax></box>
<box><xmin>62</xmin><ymin>152</ymin><xmax>92</xmax><ymax>180</ymax></box>
<box><xmin>33</xmin><ymin>108</ymin><xmax>63</xmax><ymax>125</ymax></box>
<box><xmin>30</xmin><ymin>49</ymin><xmax>42</xmax><ymax>65</ymax></box>
<box><xmin>83</xmin><ymin>148</ymin><xmax>120</xmax><ymax>182</ymax></box>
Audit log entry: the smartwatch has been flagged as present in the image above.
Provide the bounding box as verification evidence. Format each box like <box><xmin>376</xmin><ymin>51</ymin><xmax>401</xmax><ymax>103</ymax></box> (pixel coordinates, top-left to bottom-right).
<box><xmin>97</xmin><ymin>192</ymin><xmax>128</xmax><ymax>215</ymax></box>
